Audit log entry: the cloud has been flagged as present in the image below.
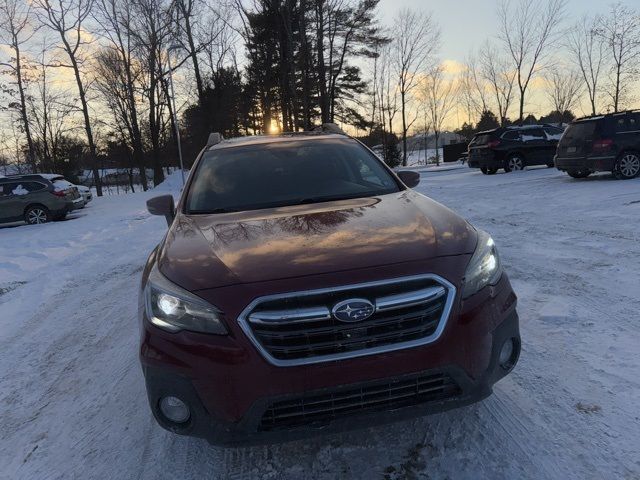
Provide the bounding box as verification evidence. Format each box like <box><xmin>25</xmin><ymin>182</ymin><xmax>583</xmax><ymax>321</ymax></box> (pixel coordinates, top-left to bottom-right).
<box><xmin>441</xmin><ymin>59</ymin><xmax>466</xmax><ymax>75</ymax></box>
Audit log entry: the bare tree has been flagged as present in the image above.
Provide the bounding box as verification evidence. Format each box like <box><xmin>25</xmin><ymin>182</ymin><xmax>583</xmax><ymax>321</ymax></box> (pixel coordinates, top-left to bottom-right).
<box><xmin>0</xmin><ymin>0</ymin><xmax>38</xmax><ymax>170</ymax></box>
<box><xmin>545</xmin><ymin>69</ymin><xmax>582</xmax><ymax>117</ymax></box>
<box><xmin>421</xmin><ymin>64</ymin><xmax>458</xmax><ymax>166</ymax></box>
<box><xmin>460</xmin><ymin>53</ymin><xmax>489</xmax><ymax>123</ymax></box>
<box><xmin>480</xmin><ymin>41</ymin><xmax>516</xmax><ymax>125</ymax></box>
<box><xmin>130</xmin><ymin>0</ymin><xmax>173</xmax><ymax>186</ymax></box>
<box><xmin>34</xmin><ymin>0</ymin><xmax>103</xmax><ymax>195</ymax></box>
<box><xmin>567</xmin><ymin>15</ymin><xmax>607</xmax><ymax>116</ymax></box>
<box><xmin>377</xmin><ymin>43</ymin><xmax>398</xmax><ymax>157</ymax></box>
<box><xmin>28</xmin><ymin>44</ymin><xmax>75</xmax><ymax>173</ymax></box>
<box><xmin>200</xmin><ymin>2</ymin><xmax>238</xmax><ymax>79</ymax></box>
<box><xmin>94</xmin><ymin>0</ymin><xmax>148</xmax><ymax>190</ymax></box>
<box><xmin>498</xmin><ymin>0</ymin><xmax>566</xmax><ymax>122</ymax></box>
<box><xmin>172</xmin><ymin>0</ymin><xmax>205</xmax><ymax>104</ymax></box>
<box><xmin>392</xmin><ymin>8</ymin><xmax>440</xmax><ymax>166</ymax></box>
<box><xmin>595</xmin><ymin>2</ymin><xmax>640</xmax><ymax>112</ymax></box>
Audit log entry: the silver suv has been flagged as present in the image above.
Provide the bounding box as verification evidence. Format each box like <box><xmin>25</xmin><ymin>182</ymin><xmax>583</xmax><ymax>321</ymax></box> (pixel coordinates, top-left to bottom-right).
<box><xmin>0</xmin><ymin>175</ymin><xmax>79</xmax><ymax>225</ymax></box>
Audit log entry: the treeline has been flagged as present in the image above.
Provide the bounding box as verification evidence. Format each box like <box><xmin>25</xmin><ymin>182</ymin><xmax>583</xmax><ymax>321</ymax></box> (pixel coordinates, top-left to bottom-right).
<box><xmin>0</xmin><ymin>0</ymin><xmax>639</xmax><ymax>194</ymax></box>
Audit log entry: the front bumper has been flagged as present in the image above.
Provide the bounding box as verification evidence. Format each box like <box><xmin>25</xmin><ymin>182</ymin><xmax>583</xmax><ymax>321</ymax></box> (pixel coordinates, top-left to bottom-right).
<box><xmin>140</xmin><ymin>269</ymin><xmax>520</xmax><ymax>446</ymax></box>
<box><xmin>555</xmin><ymin>155</ymin><xmax>616</xmax><ymax>172</ymax></box>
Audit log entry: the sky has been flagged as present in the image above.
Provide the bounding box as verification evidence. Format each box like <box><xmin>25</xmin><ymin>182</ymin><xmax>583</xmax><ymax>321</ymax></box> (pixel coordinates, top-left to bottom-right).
<box><xmin>376</xmin><ymin>0</ymin><xmax>640</xmax><ymax>125</ymax></box>
<box><xmin>378</xmin><ymin>0</ymin><xmax>627</xmax><ymax>61</ymax></box>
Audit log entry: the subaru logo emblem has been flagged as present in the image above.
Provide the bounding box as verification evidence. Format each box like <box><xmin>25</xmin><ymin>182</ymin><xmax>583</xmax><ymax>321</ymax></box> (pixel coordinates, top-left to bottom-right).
<box><xmin>332</xmin><ymin>299</ymin><xmax>375</xmax><ymax>323</ymax></box>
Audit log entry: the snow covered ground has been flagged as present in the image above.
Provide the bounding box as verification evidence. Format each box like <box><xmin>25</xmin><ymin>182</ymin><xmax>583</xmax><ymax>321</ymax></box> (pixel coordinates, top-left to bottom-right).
<box><xmin>1</xmin><ymin>167</ymin><xmax>639</xmax><ymax>479</ymax></box>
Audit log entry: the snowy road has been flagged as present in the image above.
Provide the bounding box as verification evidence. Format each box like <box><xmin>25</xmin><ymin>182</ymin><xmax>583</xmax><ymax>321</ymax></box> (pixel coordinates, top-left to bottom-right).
<box><xmin>1</xmin><ymin>167</ymin><xmax>639</xmax><ymax>479</ymax></box>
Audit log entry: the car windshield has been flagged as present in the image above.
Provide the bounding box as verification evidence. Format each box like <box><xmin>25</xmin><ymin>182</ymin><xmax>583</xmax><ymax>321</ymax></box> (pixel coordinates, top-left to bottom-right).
<box><xmin>186</xmin><ymin>138</ymin><xmax>401</xmax><ymax>214</ymax></box>
<box><xmin>563</xmin><ymin>121</ymin><xmax>597</xmax><ymax>140</ymax></box>
<box><xmin>470</xmin><ymin>134</ymin><xmax>492</xmax><ymax>146</ymax></box>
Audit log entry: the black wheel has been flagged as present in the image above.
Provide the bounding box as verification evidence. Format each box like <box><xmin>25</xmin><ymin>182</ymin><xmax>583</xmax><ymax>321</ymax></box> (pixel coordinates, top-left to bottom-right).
<box><xmin>24</xmin><ymin>205</ymin><xmax>50</xmax><ymax>224</ymax></box>
<box><xmin>613</xmin><ymin>152</ymin><xmax>640</xmax><ymax>180</ymax></box>
<box><xmin>567</xmin><ymin>169</ymin><xmax>591</xmax><ymax>179</ymax></box>
<box><xmin>480</xmin><ymin>167</ymin><xmax>498</xmax><ymax>175</ymax></box>
<box><xmin>505</xmin><ymin>154</ymin><xmax>525</xmax><ymax>172</ymax></box>
<box><xmin>546</xmin><ymin>161</ymin><xmax>555</xmax><ymax>168</ymax></box>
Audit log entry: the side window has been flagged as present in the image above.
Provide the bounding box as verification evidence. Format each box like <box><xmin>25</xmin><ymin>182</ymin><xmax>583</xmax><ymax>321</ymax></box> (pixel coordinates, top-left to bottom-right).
<box><xmin>617</xmin><ymin>115</ymin><xmax>639</xmax><ymax>133</ymax></box>
<box><xmin>612</xmin><ymin>116</ymin><xmax>640</xmax><ymax>133</ymax></box>
<box><xmin>520</xmin><ymin>129</ymin><xmax>545</xmax><ymax>141</ymax></box>
<box><xmin>24</xmin><ymin>182</ymin><xmax>47</xmax><ymax>192</ymax></box>
<box><xmin>543</xmin><ymin>126</ymin><xmax>564</xmax><ymax>140</ymax></box>
<box><xmin>501</xmin><ymin>131</ymin><xmax>520</xmax><ymax>141</ymax></box>
<box><xmin>2</xmin><ymin>183</ymin><xmax>18</xmax><ymax>195</ymax></box>
<box><xmin>11</xmin><ymin>183</ymin><xmax>29</xmax><ymax>195</ymax></box>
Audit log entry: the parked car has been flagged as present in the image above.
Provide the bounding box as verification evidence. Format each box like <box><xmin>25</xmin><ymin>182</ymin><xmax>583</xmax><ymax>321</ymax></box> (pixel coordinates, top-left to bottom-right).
<box><xmin>0</xmin><ymin>175</ymin><xmax>77</xmax><ymax>225</ymax></box>
<box><xmin>38</xmin><ymin>174</ymin><xmax>87</xmax><ymax>208</ymax></box>
<box><xmin>468</xmin><ymin>124</ymin><xmax>564</xmax><ymax>174</ymax></box>
<box><xmin>139</xmin><ymin>125</ymin><xmax>521</xmax><ymax>446</ymax></box>
<box><xmin>76</xmin><ymin>184</ymin><xmax>93</xmax><ymax>204</ymax></box>
<box><xmin>555</xmin><ymin>110</ymin><xmax>640</xmax><ymax>179</ymax></box>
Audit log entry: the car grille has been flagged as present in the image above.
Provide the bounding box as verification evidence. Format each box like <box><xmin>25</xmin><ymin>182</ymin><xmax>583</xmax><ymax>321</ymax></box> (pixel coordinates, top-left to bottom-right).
<box><xmin>259</xmin><ymin>372</ymin><xmax>461</xmax><ymax>431</ymax></box>
<box><xmin>239</xmin><ymin>275</ymin><xmax>455</xmax><ymax>366</ymax></box>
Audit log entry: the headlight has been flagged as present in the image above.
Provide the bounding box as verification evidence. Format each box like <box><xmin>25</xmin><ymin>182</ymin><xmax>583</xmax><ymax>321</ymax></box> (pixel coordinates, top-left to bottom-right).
<box><xmin>462</xmin><ymin>229</ymin><xmax>502</xmax><ymax>298</ymax></box>
<box><xmin>144</xmin><ymin>264</ymin><xmax>227</xmax><ymax>334</ymax></box>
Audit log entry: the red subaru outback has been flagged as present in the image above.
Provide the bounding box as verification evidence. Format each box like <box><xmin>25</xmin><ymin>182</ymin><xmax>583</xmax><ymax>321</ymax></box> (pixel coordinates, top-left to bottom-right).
<box><xmin>140</xmin><ymin>128</ymin><xmax>520</xmax><ymax>445</ymax></box>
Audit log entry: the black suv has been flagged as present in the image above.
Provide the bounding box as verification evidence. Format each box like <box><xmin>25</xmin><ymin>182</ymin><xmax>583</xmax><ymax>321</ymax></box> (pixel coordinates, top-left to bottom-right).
<box><xmin>0</xmin><ymin>174</ymin><xmax>78</xmax><ymax>225</ymax></box>
<box><xmin>468</xmin><ymin>125</ymin><xmax>564</xmax><ymax>174</ymax></box>
<box><xmin>555</xmin><ymin>111</ymin><xmax>640</xmax><ymax>179</ymax></box>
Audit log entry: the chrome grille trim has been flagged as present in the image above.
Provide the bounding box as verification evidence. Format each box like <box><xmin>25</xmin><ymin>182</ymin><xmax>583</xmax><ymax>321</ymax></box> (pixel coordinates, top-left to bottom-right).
<box><xmin>376</xmin><ymin>285</ymin><xmax>446</xmax><ymax>312</ymax></box>
<box><xmin>237</xmin><ymin>274</ymin><xmax>457</xmax><ymax>367</ymax></box>
<box><xmin>249</xmin><ymin>307</ymin><xmax>331</xmax><ymax>324</ymax></box>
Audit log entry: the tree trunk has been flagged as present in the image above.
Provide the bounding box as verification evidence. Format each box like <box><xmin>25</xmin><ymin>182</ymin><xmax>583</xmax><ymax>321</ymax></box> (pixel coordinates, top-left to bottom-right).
<box><xmin>14</xmin><ymin>41</ymin><xmax>36</xmax><ymax>172</ymax></box>
<box><xmin>299</xmin><ymin>0</ymin><xmax>312</xmax><ymax>130</ymax></box>
<box><xmin>401</xmin><ymin>89</ymin><xmax>407</xmax><ymax>166</ymax></box>
<box><xmin>315</xmin><ymin>0</ymin><xmax>330</xmax><ymax>124</ymax></box>
<box><xmin>61</xmin><ymin>36</ymin><xmax>103</xmax><ymax>196</ymax></box>
<box><xmin>180</xmin><ymin>1</ymin><xmax>204</xmax><ymax>104</ymax></box>
<box><xmin>518</xmin><ymin>89</ymin><xmax>525</xmax><ymax>123</ymax></box>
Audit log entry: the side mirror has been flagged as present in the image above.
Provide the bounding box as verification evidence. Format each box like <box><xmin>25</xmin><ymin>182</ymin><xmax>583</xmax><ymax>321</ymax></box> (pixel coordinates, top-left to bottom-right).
<box><xmin>397</xmin><ymin>170</ymin><xmax>420</xmax><ymax>188</ymax></box>
<box><xmin>147</xmin><ymin>195</ymin><xmax>175</xmax><ymax>226</ymax></box>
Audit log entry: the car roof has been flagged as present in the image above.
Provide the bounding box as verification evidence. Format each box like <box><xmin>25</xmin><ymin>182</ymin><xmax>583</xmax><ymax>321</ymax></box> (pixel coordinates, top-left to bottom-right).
<box><xmin>0</xmin><ymin>174</ymin><xmax>53</xmax><ymax>183</ymax></box>
<box><xmin>206</xmin><ymin>133</ymin><xmax>350</xmax><ymax>151</ymax></box>
<box><xmin>574</xmin><ymin>109</ymin><xmax>639</xmax><ymax>122</ymax></box>
<box><xmin>474</xmin><ymin>123</ymin><xmax>561</xmax><ymax>137</ymax></box>
<box><xmin>37</xmin><ymin>173</ymin><xmax>65</xmax><ymax>180</ymax></box>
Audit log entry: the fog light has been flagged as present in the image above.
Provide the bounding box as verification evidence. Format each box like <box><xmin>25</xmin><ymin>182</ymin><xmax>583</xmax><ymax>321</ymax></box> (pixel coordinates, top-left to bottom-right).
<box><xmin>159</xmin><ymin>396</ymin><xmax>190</xmax><ymax>423</ymax></box>
<box><xmin>499</xmin><ymin>338</ymin><xmax>518</xmax><ymax>370</ymax></box>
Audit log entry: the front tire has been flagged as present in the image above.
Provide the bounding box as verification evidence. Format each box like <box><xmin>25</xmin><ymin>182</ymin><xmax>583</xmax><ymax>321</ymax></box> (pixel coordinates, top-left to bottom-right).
<box><xmin>613</xmin><ymin>152</ymin><xmax>640</xmax><ymax>180</ymax></box>
<box><xmin>505</xmin><ymin>154</ymin><xmax>525</xmax><ymax>172</ymax></box>
<box><xmin>480</xmin><ymin>167</ymin><xmax>498</xmax><ymax>175</ymax></box>
<box><xmin>25</xmin><ymin>205</ymin><xmax>50</xmax><ymax>224</ymax></box>
<box><xmin>567</xmin><ymin>169</ymin><xmax>591</xmax><ymax>179</ymax></box>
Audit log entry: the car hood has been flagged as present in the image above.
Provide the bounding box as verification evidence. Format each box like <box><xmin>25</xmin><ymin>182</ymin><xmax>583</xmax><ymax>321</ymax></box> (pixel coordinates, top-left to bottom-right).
<box><xmin>158</xmin><ymin>190</ymin><xmax>477</xmax><ymax>291</ymax></box>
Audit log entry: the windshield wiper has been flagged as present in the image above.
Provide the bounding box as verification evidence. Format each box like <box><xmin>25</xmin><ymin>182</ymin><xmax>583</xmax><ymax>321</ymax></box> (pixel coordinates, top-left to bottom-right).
<box><xmin>296</xmin><ymin>194</ymin><xmax>364</xmax><ymax>205</ymax></box>
<box><xmin>189</xmin><ymin>207</ymin><xmax>236</xmax><ymax>214</ymax></box>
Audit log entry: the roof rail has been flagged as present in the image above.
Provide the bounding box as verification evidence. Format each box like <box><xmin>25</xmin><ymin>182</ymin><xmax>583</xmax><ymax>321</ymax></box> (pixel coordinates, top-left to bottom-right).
<box><xmin>576</xmin><ymin>109</ymin><xmax>640</xmax><ymax>121</ymax></box>
<box><xmin>206</xmin><ymin>132</ymin><xmax>224</xmax><ymax>147</ymax></box>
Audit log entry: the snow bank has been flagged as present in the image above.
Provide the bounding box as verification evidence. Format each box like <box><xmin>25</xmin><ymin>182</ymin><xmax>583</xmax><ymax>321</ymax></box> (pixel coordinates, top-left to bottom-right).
<box><xmin>152</xmin><ymin>169</ymin><xmax>188</xmax><ymax>193</ymax></box>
